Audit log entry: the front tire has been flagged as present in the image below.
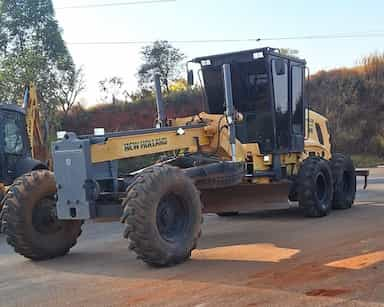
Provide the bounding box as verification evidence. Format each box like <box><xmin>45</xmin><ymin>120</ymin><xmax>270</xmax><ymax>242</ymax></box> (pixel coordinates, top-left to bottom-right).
<box><xmin>297</xmin><ymin>157</ymin><xmax>334</xmax><ymax>217</ymax></box>
<box><xmin>0</xmin><ymin>190</ymin><xmax>5</xmax><ymax>231</ymax></box>
<box><xmin>1</xmin><ymin>170</ymin><xmax>82</xmax><ymax>260</ymax></box>
<box><xmin>330</xmin><ymin>154</ymin><xmax>356</xmax><ymax>209</ymax></box>
<box><xmin>121</xmin><ymin>165</ymin><xmax>202</xmax><ymax>267</ymax></box>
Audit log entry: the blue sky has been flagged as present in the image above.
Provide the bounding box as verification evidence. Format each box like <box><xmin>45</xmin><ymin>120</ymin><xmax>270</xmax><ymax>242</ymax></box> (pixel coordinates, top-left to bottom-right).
<box><xmin>53</xmin><ymin>0</ymin><xmax>384</xmax><ymax>105</ymax></box>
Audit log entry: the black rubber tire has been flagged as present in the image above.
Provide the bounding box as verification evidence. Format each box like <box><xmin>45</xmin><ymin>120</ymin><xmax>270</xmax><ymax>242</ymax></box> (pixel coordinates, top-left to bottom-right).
<box><xmin>217</xmin><ymin>212</ymin><xmax>239</xmax><ymax>217</ymax></box>
<box><xmin>330</xmin><ymin>153</ymin><xmax>356</xmax><ymax>209</ymax></box>
<box><xmin>0</xmin><ymin>197</ymin><xmax>4</xmax><ymax>233</ymax></box>
<box><xmin>121</xmin><ymin>165</ymin><xmax>202</xmax><ymax>267</ymax></box>
<box><xmin>1</xmin><ymin>170</ymin><xmax>82</xmax><ymax>260</ymax></box>
<box><xmin>0</xmin><ymin>190</ymin><xmax>4</xmax><ymax>205</ymax></box>
<box><xmin>297</xmin><ymin>156</ymin><xmax>334</xmax><ymax>217</ymax></box>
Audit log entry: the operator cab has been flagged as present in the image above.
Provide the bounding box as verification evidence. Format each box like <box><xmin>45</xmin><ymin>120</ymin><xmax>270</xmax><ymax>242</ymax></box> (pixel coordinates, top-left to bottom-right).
<box><xmin>189</xmin><ymin>47</ymin><xmax>306</xmax><ymax>155</ymax></box>
<box><xmin>0</xmin><ymin>104</ymin><xmax>30</xmax><ymax>184</ymax></box>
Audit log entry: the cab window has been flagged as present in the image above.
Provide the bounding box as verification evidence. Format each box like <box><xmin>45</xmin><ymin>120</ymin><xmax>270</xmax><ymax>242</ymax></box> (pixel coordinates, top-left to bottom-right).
<box><xmin>3</xmin><ymin>113</ymin><xmax>25</xmax><ymax>155</ymax></box>
<box><xmin>292</xmin><ymin>66</ymin><xmax>304</xmax><ymax>134</ymax></box>
<box><xmin>272</xmin><ymin>58</ymin><xmax>290</xmax><ymax>150</ymax></box>
<box><xmin>315</xmin><ymin>123</ymin><xmax>324</xmax><ymax>145</ymax></box>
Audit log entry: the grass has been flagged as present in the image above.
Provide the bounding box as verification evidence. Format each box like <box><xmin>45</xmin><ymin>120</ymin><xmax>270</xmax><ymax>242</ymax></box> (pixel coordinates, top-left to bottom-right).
<box><xmin>351</xmin><ymin>154</ymin><xmax>384</xmax><ymax>168</ymax></box>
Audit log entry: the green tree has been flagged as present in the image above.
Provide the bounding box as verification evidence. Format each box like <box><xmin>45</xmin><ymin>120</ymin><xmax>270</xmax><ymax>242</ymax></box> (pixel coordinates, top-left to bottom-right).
<box><xmin>129</xmin><ymin>88</ymin><xmax>154</xmax><ymax>102</ymax></box>
<box><xmin>137</xmin><ymin>40</ymin><xmax>185</xmax><ymax>93</ymax></box>
<box><xmin>0</xmin><ymin>0</ymin><xmax>76</xmax><ymax>132</ymax></box>
<box><xmin>98</xmin><ymin>76</ymin><xmax>124</xmax><ymax>104</ymax></box>
<box><xmin>56</xmin><ymin>67</ymin><xmax>86</xmax><ymax>117</ymax></box>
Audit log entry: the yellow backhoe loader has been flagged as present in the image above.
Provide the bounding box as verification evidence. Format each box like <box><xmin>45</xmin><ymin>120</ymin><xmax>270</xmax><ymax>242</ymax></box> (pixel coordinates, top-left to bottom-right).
<box><xmin>1</xmin><ymin>48</ymin><xmax>368</xmax><ymax>267</ymax></box>
<box><xmin>0</xmin><ymin>84</ymin><xmax>49</xmax><ymax>210</ymax></box>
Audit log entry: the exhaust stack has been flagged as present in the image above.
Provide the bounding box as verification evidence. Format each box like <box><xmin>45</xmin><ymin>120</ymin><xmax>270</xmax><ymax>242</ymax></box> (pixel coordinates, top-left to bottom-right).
<box><xmin>154</xmin><ymin>74</ymin><xmax>166</xmax><ymax>128</ymax></box>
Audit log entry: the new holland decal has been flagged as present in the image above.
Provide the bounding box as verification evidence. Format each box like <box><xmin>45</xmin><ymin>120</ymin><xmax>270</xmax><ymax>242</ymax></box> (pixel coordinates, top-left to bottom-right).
<box><xmin>124</xmin><ymin>137</ymin><xmax>168</xmax><ymax>151</ymax></box>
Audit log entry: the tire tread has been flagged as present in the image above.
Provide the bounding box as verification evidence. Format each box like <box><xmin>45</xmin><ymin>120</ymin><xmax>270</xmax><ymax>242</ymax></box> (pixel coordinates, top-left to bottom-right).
<box><xmin>1</xmin><ymin>170</ymin><xmax>82</xmax><ymax>260</ymax></box>
<box><xmin>121</xmin><ymin>165</ymin><xmax>202</xmax><ymax>267</ymax></box>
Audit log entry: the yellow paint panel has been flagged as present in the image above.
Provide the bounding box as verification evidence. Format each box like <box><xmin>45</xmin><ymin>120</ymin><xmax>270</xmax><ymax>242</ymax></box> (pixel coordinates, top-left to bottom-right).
<box><xmin>192</xmin><ymin>244</ymin><xmax>300</xmax><ymax>263</ymax></box>
<box><xmin>326</xmin><ymin>251</ymin><xmax>384</xmax><ymax>270</ymax></box>
<box><xmin>91</xmin><ymin>127</ymin><xmax>209</xmax><ymax>163</ymax></box>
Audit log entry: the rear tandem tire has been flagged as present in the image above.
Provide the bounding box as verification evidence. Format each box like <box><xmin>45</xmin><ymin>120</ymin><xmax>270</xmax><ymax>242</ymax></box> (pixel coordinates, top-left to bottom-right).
<box><xmin>1</xmin><ymin>170</ymin><xmax>82</xmax><ymax>260</ymax></box>
<box><xmin>0</xmin><ymin>191</ymin><xmax>5</xmax><ymax>231</ymax></box>
<box><xmin>297</xmin><ymin>157</ymin><xmax>334</xmax><ymax>217</ymax></box>
<box><xmin>121</xmin><ymin>165</ymin><xmax>202</xmax><ymax>267</ymax></box>
<box><xmin>330</xmin><ymin>153</ymin><xmax>356</xmax><ymax>209</ymax></box>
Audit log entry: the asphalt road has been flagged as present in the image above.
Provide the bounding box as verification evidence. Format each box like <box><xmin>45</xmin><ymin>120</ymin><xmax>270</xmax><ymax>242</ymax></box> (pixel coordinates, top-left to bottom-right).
<box><xmin>1</xmin><ymin>169</ymin><xmax>384</xmax><ymax>306</ymax></box>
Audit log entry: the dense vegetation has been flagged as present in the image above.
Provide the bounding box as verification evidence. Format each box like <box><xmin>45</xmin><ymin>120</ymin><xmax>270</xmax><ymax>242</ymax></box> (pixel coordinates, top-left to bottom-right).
<box><xmin>308</xmin><ymin>54</ymin><xmax>384</xmax><ymax>159</ymax></box>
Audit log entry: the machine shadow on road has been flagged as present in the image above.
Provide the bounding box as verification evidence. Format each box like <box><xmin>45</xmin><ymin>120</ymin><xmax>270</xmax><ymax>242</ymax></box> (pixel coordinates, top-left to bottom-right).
<box><xmin>216</xmin><ymin>206</ymin><xmax>306</xmax><ymax>221</ymax></box>
<box><xmin>28</xmin><ymin>245</ymin><xmax>307</xmax><ymax>288</ymax></box>
<box><xmin>23</xmin><ymin>208</ymin><xmax>307</xmax><ymax>281</ymax></box>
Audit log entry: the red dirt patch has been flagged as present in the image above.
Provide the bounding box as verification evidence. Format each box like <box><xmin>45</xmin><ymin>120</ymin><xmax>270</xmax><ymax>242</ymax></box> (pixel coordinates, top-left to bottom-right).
<box><xmin>247</xmin><ymin>262</ymin><xmax>341</xmax><ymax>288</ymax></box>
<box><xmin>305</xmin><ymin>288</ymin><xmax>350</xmax><ymax>297</ymax></box>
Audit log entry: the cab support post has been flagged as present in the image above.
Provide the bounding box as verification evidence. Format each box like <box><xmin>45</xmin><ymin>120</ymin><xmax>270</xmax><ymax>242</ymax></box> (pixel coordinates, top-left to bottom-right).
<box><xmin>154</xmin><ymin>74</ymin><xmax>166</xmax><ymax>128</ymax></box>
<box><xmin>223</xmin><ymin>63</ymin><xmax>237</xmax><ymax>162</ymax></box>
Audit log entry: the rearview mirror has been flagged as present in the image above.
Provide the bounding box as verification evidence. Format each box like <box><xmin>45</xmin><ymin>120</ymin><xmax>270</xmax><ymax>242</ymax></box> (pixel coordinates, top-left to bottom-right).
<box><xmin>187</xmin><ymin>70</ymin><xmax>194</xmax><ymax>86</ymax></box>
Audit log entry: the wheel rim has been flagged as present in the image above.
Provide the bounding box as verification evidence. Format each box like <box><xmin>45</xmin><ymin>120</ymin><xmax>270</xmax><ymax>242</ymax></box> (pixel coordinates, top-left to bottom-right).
<box><xmin>315</xmin><ymin>172</ymin><xmax>327</xmax><ymax>203</ymax></box>
<box><xmin>156</xmin><ymin>193</ymin><xmax>189</xmax><ymax>243</ymax></box>
<box><xmin>32</xmin><ymin>197</ymin><xmax>63</xmax><ymax>235</ymax></box>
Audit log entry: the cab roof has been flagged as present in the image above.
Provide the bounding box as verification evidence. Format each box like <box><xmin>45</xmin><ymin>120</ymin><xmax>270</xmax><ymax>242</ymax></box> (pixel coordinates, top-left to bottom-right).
<box><xmin>0</xmin><ymin>104</ymin><xmax>26</xmax><ymax>114</ymax></box>
<box><xmin>191</xmin><ymin>47</ymin><xmax>306</xmax><ymax>66</ymax></box>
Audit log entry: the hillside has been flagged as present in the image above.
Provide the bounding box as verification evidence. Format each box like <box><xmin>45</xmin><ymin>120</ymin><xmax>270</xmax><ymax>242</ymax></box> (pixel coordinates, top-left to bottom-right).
<box><xmin>308</xmin><ymin>56</ymin><xmax>384</xmax><ymax>158</ymax></box>
<box><xmin>62</xmin><ymin>89</ymin><xmax>204</xmax><ymax>135</ymax></box>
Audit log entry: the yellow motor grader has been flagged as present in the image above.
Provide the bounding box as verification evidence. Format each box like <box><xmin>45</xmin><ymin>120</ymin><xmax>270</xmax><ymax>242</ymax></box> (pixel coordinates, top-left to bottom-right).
<box><xmin>1</xmin><ymin>48</ymin><xmax>363</xmax><ymax>267</ymax></box>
